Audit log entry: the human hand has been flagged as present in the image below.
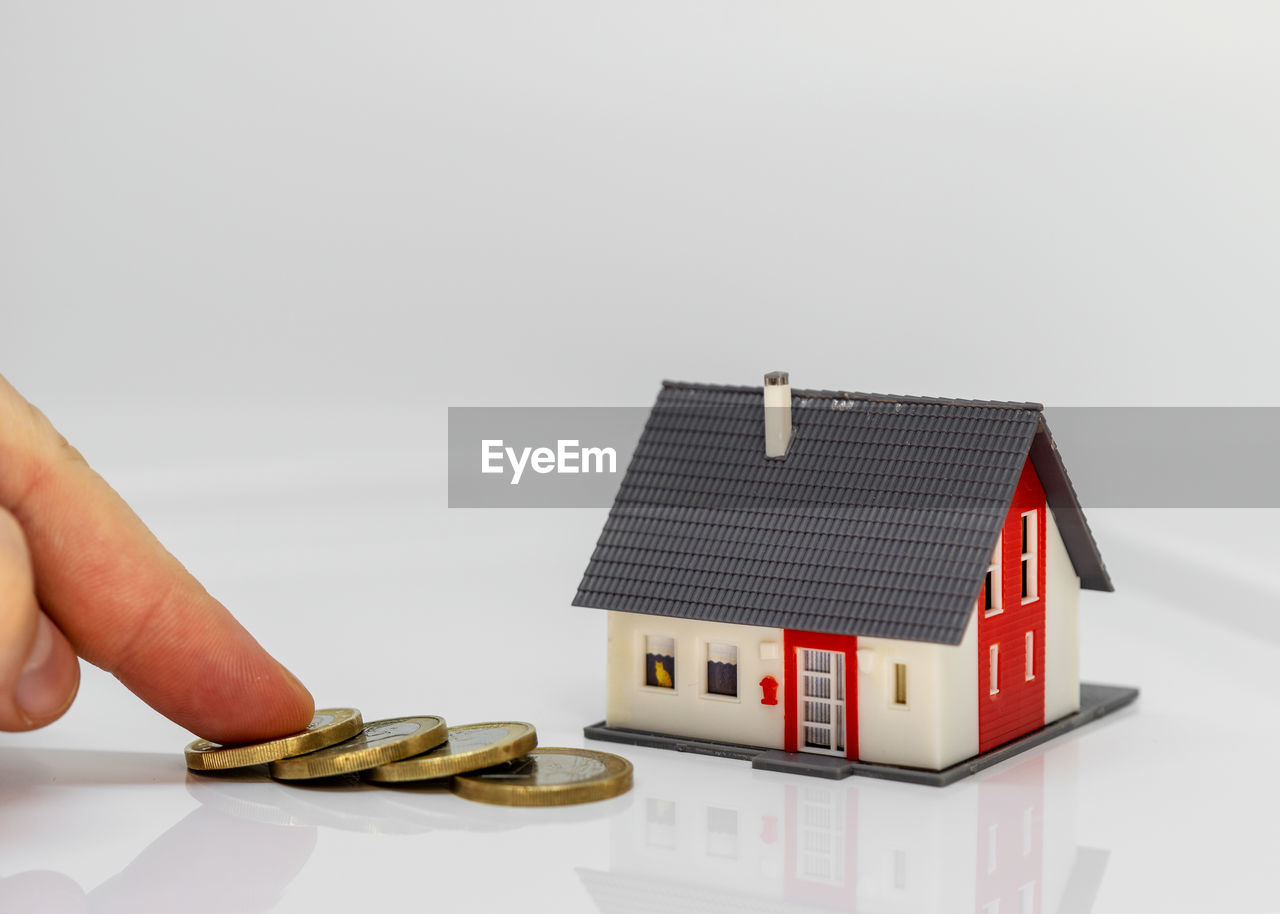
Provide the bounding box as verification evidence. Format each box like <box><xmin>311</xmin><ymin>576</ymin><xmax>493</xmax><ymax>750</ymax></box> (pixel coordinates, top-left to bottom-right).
<box><xmin>0</xmin><ymin>374</ymin><xmax>314</xmax><ymax>742</ymax></box>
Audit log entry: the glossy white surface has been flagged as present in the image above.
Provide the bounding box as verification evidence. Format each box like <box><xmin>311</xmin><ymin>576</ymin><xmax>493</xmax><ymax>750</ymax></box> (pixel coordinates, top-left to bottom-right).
<box><xmin>1</xmin><ymin>405</ymin><xmax>1277</xmax><ymax>913</ymax></box>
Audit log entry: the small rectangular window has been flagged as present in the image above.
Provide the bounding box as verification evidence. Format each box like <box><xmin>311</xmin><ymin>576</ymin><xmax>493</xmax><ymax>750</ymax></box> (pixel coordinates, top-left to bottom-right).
<box><xmin>706</xmin><ymin>642</ymin><xmax>738</xmax><ymax>697</ymax></box>
<box><xmin>1018</xmin><ymin>882</ymin><xmax>1035</xmax><ymax>914</ymax></box>
<box><xmin>706</xmin><ymin>806</ymin><xmax>740</xmax><ymax>858</ymax></box>
<box><xmin>1020</xmin><ymin>511</ymin><xmax>1038</xmax><ymax>601</ymax></box>
<box><xmin>1025</xmin><ymin>632</ymin><xmax>1035</xmax><ymax>680</ymax></box>
<box><xmin>646</xmin><ymin>798</ymin><xmax>676</xmax><ymax>849</ymax></box>
<box><xmin>990</xmin><ymin>644</ymin><xmax>1000</xmax><ymax>695</ymax></box>
<box><xmin>983</xmin><ymin>535</ymin><xmax>1003</xmax><ymax>616</ymax></box>
<box><xmin>645</xmin><ymin>635</ymin><xmax>675</xmax><ymax>689</ymax></box>
<box><xmin>893</xmin><ymin>663</ymin><xmax>908</xmax><ymax>706</ymax></box>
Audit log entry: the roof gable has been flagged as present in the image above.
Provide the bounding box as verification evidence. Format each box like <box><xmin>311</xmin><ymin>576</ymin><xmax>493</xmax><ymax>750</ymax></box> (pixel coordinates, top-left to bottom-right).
<box><xmin>573</xmin><ymin>381</ymin><xmax>1111</xmax><ymax>645</ymax></box>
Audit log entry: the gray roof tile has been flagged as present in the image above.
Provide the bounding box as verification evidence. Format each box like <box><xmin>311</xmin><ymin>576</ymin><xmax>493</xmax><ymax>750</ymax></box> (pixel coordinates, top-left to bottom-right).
<box><xmin>573</xmin><ymin>381</ymin><xmax>1111</xmax><ymax>645</ymax></box>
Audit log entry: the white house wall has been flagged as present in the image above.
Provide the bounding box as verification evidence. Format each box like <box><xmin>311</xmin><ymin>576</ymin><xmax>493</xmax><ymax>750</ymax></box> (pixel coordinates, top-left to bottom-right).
<box><xmin>606</xmin><ymin>611</ymin><xmax>787</xmax><ymax>749</ymax></box>
<box><xmin>856</xmin><ymin>611</ymin><xmax>979</xmax><ymax>771</ymax></box>
<box><xmin>1041</xmin><ymin>741</ymin><xmax>1080</xmax><ymax>914</ymax></box>
<box><xmin>1043</xmin><ymin>507</ymin><xmax>1081</xmax><ymax>723</ymax></box>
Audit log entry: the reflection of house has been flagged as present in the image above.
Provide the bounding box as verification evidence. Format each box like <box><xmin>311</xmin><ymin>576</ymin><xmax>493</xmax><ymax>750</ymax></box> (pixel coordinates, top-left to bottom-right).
<box><xmin>576</xmin><ymin>375</ymin><xmax>1122</xmax><ymax>778</ymax></box>
<box><xmin>577</xmin><ymin>747</ymin><xmax>1106</xmax><ymax>914</ymax></box>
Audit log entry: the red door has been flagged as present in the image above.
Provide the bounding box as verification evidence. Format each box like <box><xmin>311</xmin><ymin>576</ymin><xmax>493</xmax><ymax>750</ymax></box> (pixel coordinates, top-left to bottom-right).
<box><xmin>783</xmin><ymin>630</ymin><xmax>858</xmax><ymax>759</ymax></box>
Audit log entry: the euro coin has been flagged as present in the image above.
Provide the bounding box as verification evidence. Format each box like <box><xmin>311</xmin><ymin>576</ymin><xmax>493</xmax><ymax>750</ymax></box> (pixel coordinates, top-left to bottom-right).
<box><xmin>366</xmin><ymin>721</ymin><xmax>537</xmax><ymax>783</ymax></box>
<box><xmin>450</xmin><ymin>747</ymin><xmax>632</xmax><ymax>806</ymax></box>
<box><xmin>184</xmin><ymin>708</ymin><xmax>364</xmax><ymax>771</ymax></box>
<box><xmin>269</xmin><ymin>716</ymin><xmax>448</xmax><ymax>780</ymax></box>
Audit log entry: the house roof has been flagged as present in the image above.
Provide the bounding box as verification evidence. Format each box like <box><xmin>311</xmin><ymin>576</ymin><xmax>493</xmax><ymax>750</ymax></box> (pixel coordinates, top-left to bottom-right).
<box><xmin>572</xmin><ymin>381</ymin><xmax>1111</xmax><ymax>646</ymax></box>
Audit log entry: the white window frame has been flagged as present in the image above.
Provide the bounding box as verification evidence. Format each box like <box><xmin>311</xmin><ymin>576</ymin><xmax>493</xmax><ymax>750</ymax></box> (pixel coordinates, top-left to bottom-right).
<box><xmin>1025</xmin><ymin>631</ymin><xmax>1035</xmax><ymax>680</ymax></box>
<box><xmin>1018</xmin><ymin>882</ymin><xmax>1035</xmax><ymax>914</ymax></box>
<box><xmin>989</xmin><ymin>644</ymin><xmax>1000</xmax><ymax>695</ymax></box>
<box><xmin>645</xmin><ymin>798</ymin><xmax>677</xmax><ymax>849</ymax></box>
<box><xmin>889</xmin><ymin>661</ymin><xmax>909</xmax><ymax>709</ymax></box>
<box><xmin>706</xmin><ymin>805</ymin><xmax>740</xmax><ymax>859</ymax></box>
<box><xmin>643</xmin><ymin>634</ymin><xmax>678</xmax><ymax>694</ymax></box>
<box><xmin>702</xmin><ymin>640</ymin><xmax>741</xmax><ymax>702</ymax></box>
<box><xmin>1020</xmin><ymin>511</ymin><xmax>1039</xmax><ymax>603</ymax></box>
<box><xmin>983</xmin><ymin>534</ymin><xmax>1003</xmax><ymax>617</ymax></box>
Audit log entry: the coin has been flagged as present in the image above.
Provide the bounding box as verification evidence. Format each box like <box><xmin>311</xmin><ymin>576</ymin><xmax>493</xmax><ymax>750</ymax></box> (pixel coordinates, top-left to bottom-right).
<box><xmin>450</xmin><ymin>747</ymin><xmax>633</xmax><ymax>806</ymax></box>
<box><xmin>366</xmin><ymin>721</ymin><xmax>538</xmax><ymax>783</ymax></box>
<box><xmin>269</xmin><ymin>716</ymin><xmax>448</xmax><ymax>780</ymax></box>
<box><xmin>184</xmin><ymin>708</ymin><xmax>365</xmax><ymax>771</ymax></box>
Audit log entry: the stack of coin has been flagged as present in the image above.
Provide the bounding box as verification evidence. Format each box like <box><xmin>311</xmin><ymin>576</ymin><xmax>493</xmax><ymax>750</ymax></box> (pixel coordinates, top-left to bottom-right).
<box><xmin>183</xmin><ymin>709</ymin><xmax>632</xmax><ymax>807</ymax></box>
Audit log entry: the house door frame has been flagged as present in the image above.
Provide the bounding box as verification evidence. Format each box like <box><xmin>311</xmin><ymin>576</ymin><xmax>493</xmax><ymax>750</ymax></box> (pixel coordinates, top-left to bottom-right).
<box><xmin>783</xmin><ymin>630</ymin><xmax>859</xmax><ymax>759</ymax></box>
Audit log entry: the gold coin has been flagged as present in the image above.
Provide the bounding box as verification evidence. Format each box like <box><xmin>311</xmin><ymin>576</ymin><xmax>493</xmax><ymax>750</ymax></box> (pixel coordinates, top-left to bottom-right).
<box><xmin>366</xmin><ymin>721</ymin><xmax>538</xmax><ymax>783</ymax></box>
<box><xmin>269</xmin><ymin>716</ymin><xmax>448</xmax><ymax>780</ymax></box>
<box><xmin>450</xmin><ymin>747</ymin><xmax>632</xmax><ymax>807</ymax></box>
<box><xmin>184</xmin><ymin>708</ymin><xmax>365</xmax><ymax>771</ymax></box>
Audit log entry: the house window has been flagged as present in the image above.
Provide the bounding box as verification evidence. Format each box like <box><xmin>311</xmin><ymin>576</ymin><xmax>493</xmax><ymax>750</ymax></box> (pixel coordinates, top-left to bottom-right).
<box><xmin>1018</xmin><ymin>882</ymin><xmax>1035</xmax><ymax>914</ymax></box>
<box><xmin>645</xmin><ymin>635</ymin><xmax>675</xmax><ymax>689</ymax></box>
<box><xmin>984</xmin><ymin>535</ymin><xmax>1003</xmax><ymax>616</ymax></box>
<box><xmin>892</xmin><ymin>663</ymin><xmax>908</xmax><ymax>706</ymax></box>
<box><xmin>706</xmin><ymin>806</ymin><xmax>739</xmax><ymax>858</ymax></box>
<box><xmin>989</xmin><ymin>644</ymin><xmax>1000</xmax><ymax>695</ymax></box>
<box><xmin>706</xmin><ymin>642</ymin><xmax>738</xmax><ymax>697</ymax></box>
<box><xmin>893</xmin><ymin>850</ymin><xmax>907</xmax><ymax>889</ymax></box>
<box><xmin>646</xmin><ymin>798</ymin><xmax>676</xmax><ymax>849</ymax></box>
<box><xmin>1025</xmin><ymin>632</ymin><xmax>1035</xmax><ymax>680</ymax></box>
<box><xmin>1021</xmin><ymin>511</ymin><xmax>1038</xmax><ymax>601</ymax></box>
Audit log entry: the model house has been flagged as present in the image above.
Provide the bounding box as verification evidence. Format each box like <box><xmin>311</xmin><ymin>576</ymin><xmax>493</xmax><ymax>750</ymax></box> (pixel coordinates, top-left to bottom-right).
<box><xmin>575</xmin><ymin>374</ymin><xmax>1127</xmax><ymax>781</ymax></box>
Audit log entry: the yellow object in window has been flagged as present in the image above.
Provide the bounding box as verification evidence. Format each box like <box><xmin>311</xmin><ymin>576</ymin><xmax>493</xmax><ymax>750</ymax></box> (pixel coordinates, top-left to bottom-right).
<box><xmin>653</xmin><ymin>660</ymin><xmax>673</xmax><ymax>688</ymax></box>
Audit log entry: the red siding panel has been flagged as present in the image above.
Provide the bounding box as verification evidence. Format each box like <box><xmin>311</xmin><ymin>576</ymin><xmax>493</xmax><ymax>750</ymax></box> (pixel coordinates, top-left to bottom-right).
<box><xmin>975</xmin><ymin>755</ymin><xmax>1044</xmax><ymax>913</ymax></box>
<box><xmin>978</xmin><ymin>459</ymin><xmax>1047</xmax><ymax>754</ymax></box>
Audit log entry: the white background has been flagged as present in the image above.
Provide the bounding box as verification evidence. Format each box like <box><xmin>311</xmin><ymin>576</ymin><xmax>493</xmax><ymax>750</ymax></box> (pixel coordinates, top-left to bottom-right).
<box><xmin>2</xmin><ymin>4</ymin><xmax>1278</xmax><ymax>912</ymax></box>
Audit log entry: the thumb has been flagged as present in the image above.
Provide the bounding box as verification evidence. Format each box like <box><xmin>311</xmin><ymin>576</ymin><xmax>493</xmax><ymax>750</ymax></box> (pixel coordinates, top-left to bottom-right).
<box><xmin>0</xmin><ymin>506</ymin><xmax>80</xmax><ymax>730</ymax></box>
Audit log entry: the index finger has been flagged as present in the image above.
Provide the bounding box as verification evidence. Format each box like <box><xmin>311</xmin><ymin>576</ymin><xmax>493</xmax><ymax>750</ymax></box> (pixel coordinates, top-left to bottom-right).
<box><xmin>0</xmin><ymin>375</ymin><xmax>314</xmax><ymax>744</ymax></box>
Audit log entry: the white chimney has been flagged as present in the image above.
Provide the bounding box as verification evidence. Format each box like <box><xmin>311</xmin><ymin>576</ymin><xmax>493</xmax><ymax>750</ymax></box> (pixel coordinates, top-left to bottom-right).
<box><xmin>763</xmin><ymin>370</ymin><xmax>792</xmax><ymax>459</ymax></box>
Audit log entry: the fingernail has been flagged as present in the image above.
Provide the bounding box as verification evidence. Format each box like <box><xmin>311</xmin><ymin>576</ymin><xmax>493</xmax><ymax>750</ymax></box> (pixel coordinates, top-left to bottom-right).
<box><xmin>16</xmin><ymin>613</ymin><xmax>72</xmax><ymax>723</ymax></box>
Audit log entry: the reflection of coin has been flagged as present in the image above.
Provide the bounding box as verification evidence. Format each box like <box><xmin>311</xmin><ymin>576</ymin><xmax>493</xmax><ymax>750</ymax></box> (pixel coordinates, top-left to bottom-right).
<box><xmin>366</xmin><ymin>722</ymin><xmax>537</xmax><ymax>783</ymax></box>
<box><xmin>185</xmin><ymin>709</ymin><xmax>365</xmax><ymax>771</ymax></box>
<box><xmin>451</xmin><ymin>748</ymin><xmax>632</xmax><ymax>806</ymax></box>
<box><xmin>269</xmin><ymin>716</ymin><xmax>448</xmax><ymax>780</ymax></box>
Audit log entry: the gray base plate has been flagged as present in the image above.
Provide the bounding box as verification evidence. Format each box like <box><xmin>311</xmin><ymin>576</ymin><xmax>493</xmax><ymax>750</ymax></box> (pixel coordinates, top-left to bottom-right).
<box><xmin>584</xmin><ymin>681</ymin><xmax>1138</xmax><ymax>786</ymax></box>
